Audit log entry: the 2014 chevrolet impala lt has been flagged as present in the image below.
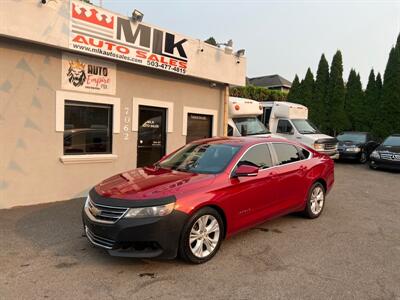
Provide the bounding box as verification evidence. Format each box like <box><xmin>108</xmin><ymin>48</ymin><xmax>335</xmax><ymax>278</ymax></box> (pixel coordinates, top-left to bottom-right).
<box><xmin>83</xmin><ymin>137</ymin><xmax>334</xmax><ymax>263</ymax></box>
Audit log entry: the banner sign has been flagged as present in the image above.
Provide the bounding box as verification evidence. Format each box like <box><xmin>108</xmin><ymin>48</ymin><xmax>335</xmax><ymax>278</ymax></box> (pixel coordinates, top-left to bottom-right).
<box><xmin>61</xmin><ymin>52</ymin><xmax>116</xmax><ymax>95</ymax></box>
<box><xmin>69</xmin><ymin>0</ymin><xmax>188</xmax><ymax>75</ymax></box>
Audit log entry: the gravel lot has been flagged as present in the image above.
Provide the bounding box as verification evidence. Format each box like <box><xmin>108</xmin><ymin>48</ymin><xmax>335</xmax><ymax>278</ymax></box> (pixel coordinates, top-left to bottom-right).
<box><xmin>1</xmin><ymin>163</ymin><xmax>399</xmax><ymax>300</ymax></box>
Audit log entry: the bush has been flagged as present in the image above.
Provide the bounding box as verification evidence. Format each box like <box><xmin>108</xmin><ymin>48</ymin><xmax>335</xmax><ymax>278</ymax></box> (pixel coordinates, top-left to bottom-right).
<box><xmin>230</xmin><ymin>85</ymin><xmax>287</xmax><ymax>102</ymax></box>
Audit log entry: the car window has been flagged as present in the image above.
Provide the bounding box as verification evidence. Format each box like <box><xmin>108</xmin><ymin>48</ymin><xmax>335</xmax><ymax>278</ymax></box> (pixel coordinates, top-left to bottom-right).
<box><xmin>273</xmin><ymin>143</ymin><xmax>302</xmax><ymax>165</ymax></box>
<box><xmin>227</xmin><ymin>125</ymin><xmax>233</xmax><ymax>136</ymax></box>
<box><xmin>277</xmin><ymin>120</ymin><xmax>293</xmax><ymax>134</ymax></box>
<box><xmin>300</xmin><ymin>147</ymin><xmax>311</xmax><ymax>159</ymax></box>
<box><xmin>237</xmin><ymin>144</ymin><xmax>272</xmax><ymax>169</ymax></box>
<box><xmin>159</xmin><ymin>143</ymin><xmax>241</xmax><ymax>174</ymax></box>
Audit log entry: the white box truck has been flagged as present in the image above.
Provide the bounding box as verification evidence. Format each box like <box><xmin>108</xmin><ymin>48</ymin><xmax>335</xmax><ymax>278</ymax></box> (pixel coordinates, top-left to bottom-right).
<box><xmin>228</xmin><ymin>97</ymin><xmax>273</xmax><ymax>137</ymax></box>
<box><xmin>259</xmin><ymin>101</ymin><xmax>339</xmax><ymax>159</ymax></box>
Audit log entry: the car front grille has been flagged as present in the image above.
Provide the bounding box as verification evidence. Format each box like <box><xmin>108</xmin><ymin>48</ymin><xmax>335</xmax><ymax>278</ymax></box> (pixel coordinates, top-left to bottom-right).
<box><xmin>85</xmin><ymin>226</ymin><xmax>115</xmax><ymax>250</ymax></box>
<box><xmin>380</xmin><ymin>152</ymin><xmax>400</xmax><ymax>161</ymax></box>
<box><xmin>324</xmin><ymin>143</ymin><xmax>338</xmax><ymax>151</ymax></box>
<box><xmin>87</xmin><ymin>199</ymin><xmax>128</xmax><ymax>224</ymax></box>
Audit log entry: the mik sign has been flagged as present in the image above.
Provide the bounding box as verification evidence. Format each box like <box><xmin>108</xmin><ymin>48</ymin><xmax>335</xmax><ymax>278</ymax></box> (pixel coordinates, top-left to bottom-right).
<box><xmin>69</xmin><ymin>0</ymin><xmax>188</xmax><ymax>75</ymax></box>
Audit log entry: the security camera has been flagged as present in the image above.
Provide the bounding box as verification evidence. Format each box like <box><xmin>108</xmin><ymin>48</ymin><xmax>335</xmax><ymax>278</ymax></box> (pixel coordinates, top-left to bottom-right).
<box><xmin>200</xmin><ymin>48</ymin><xmax>204</xmax><ymax>52</ymax></box>
<box><xmin>41</xmin><ymin>0</ymin><xmax>47</xmax><ymax>3</ymax></box>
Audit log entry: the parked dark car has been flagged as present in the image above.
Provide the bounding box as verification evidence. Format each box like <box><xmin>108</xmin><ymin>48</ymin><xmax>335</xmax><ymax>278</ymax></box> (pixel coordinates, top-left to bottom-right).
<box><xmin>369</xmin><ymin>134</ymin><xmax>400</xmax><ymax>171</ymax></box>
<box><xmin>336</xmin><ymin>132</ymin><xmax>379</xmax><ymax>163</ymax></box>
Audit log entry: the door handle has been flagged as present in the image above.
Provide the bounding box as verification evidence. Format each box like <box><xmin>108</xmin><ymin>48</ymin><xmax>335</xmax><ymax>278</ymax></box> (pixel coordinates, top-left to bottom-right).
<box><xmin>267</xmin><ymin>171</ymin><xmax>277</xmax><ymax>179</ymax></box>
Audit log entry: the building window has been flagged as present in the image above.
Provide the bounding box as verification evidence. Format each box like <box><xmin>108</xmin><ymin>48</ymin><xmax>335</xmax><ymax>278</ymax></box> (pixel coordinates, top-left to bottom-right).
<box><xmin>186</xmin><ymin>113</ymin><xmax>213</xmax><ymax>143</ymax></box>
<box><xmin>64</xmin><ymin>100</ymin><xmax>113</xmax><ymax>155</ymax></box>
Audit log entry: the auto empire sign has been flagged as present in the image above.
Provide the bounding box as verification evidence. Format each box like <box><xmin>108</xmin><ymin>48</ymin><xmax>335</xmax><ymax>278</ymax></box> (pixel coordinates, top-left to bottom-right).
<box><xmin>61</xmin><ymin>52</ymin><xmax>116</xmax><ymax>95</ymax></box>
<box><xmin>69</xmin><ymin>0</ymin><xmax>188</xmax><ymax>75</ymax></box>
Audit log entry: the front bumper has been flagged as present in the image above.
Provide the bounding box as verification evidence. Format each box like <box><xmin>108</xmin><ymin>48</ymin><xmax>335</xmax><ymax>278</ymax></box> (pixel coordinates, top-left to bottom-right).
<box><xmin>82</xmin><ymin>197</ymin><xmax>189</xmax><ymax>259</ymax></box>
<box><xmin>369</xmin><ymin>158</ymin><xmax>400</xmax><ymax>171</ymax></box>
<box><xmin>338</xmin><ymin>150</ymin><xmax>361</xmax><ymax>160</ymax></box>
<box><xmin>318</xmin><ymin>150</ymin><xmax>339</xmax><ymax>160</ymax></box>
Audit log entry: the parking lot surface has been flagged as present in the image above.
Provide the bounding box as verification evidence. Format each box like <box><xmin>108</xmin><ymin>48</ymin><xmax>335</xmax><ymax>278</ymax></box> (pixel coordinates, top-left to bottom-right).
<box><xmin>1</xmin><ymin>163</ymin><xmax>399</xmax><ymax>300</ymax></box>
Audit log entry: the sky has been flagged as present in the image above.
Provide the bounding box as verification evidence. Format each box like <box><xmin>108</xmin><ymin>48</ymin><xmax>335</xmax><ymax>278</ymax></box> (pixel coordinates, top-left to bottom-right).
<box><xmin>91</xmin><ymin>0</ymin><xmax>400</xmax><ymax>87</ymax></box>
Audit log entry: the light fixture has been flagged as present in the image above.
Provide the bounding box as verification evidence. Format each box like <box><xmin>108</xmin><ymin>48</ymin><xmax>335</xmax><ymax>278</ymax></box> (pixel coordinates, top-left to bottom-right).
<box><xmin>235</xmin><ymin>49</ymin><xmax>245</xmax><ymax>57</ymax></box>
<box><xmin>131</xmin><ymin>9</ymin><xmax>144</xmax><ymax>22</ymax></box>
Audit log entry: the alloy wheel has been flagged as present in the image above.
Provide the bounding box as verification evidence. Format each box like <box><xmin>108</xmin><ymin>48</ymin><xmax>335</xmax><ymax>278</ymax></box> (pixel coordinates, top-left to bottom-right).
<box><xmin>189</xmin><ymin>214</ymin><xmax>220</xmax><ymax>258</ymax></box>
<box><xmin>310</xmin><ymin>186</ymin><xmax>324</xmax><ymax>215</ymax></box>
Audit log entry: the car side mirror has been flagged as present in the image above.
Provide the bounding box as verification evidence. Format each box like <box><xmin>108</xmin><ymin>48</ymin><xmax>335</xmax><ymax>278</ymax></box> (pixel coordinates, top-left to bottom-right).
<box><xmin>288</xmin><ymin>128</ymin><xmax>294</xmax><ymax>135</ymax></box>
<box><xmin>234</xmin><ymin>165</ymin><xmax>259</xmax><ymax>177</ymax></box>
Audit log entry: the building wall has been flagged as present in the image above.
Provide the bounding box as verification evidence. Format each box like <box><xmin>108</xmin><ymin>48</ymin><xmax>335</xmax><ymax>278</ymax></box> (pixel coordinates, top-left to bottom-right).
<box><xmin>0</xmin><ymin>38</ymin><xmax>225</xmax><ymax>209</ymax></box>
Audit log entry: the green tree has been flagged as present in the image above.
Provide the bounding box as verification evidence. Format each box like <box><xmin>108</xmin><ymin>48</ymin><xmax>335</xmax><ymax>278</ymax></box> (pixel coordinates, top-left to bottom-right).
<box><xmin>299</xmin><ymin>68</ymin><xmax>315</xmax><ymax>108</ymax></box>
<box><xmin>345</xmin><ymin>69</ymin><xmax>364</xmax><ymax>130</ymax></box>
<box><xmin>376</xmin><ymin>37</ymin><xmax>400</xmax><ymax>137</ymax></box>
<box><xmin>311</xmin><ymin>54</ymin><xmax>329</xmax><ymax>130</ymax></box>
<box><xmin>287</xmin><ymin>74</ymin><xmax>300</xmax><ymax>102</ymax></box>
<box><xmin>328</xmin><ymin>50</ymin><xmax>348</xmax><ymax>135</ymax></box>
<box><xmin>204</xmin><ymin>37</ymin><xmax>217</xmax><ymax>46</ymax></box>
<box><xmin>364</xmin><ymin>69</ymin><xmax>378</xmax><ymax>132</ymax></box>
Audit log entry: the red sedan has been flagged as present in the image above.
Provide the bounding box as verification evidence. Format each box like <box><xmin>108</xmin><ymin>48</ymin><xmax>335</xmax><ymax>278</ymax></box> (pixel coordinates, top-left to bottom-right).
<box><xmin>82</xmin><ymin>137</ymin><xmax>334</xmax><ymax>263</ymax></box>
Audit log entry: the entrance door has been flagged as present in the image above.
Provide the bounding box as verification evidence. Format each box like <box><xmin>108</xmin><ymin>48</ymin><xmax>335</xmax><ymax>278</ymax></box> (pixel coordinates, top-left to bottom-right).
<box><xmin>186</xmin><ymin>113</ymin><xmax>212</xmax><ymax>143</ymax></box>
<box><xmin>137</xmin><ymin>106</ymin><xmax>166</xmax><ymax>167</ymax></box>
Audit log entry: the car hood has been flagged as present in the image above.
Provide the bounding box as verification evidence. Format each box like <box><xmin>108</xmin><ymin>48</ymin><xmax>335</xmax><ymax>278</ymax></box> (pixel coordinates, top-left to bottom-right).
<box><xmin>94</xmin><ymin>167</ymin><xmax>215</xmax><ymax>200</ymax></box>
<box><xmin>300</xmin><ymin>134</ymin><xmax>336</xmax><ymax>147</ymax></box>
<box><xmin>375</xmin><ymin>145</ymin><xmax>400</xmax><ymax>153</ymax></box>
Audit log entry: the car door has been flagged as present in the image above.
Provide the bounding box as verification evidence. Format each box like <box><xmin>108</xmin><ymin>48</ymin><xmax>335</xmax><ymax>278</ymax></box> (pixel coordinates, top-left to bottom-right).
<box><xmin>226</xmin><ymin>143</ymin><xmax>278</xmax><ymax>232</ymax></box>
<box><xmin>276</xmin><ymin>119</ymin><xmax>296</xmax><ymax>142</ymax></box>
<box><xmin>270</xmin><ymin>142</ymin><xmax>310</xmax><ymax>214</ymax></box>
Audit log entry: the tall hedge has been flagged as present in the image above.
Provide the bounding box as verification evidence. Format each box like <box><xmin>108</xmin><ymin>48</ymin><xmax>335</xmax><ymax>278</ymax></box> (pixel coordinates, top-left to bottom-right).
<box><xmin>230</xmin><ymin>85</ymin><xmax>287</xmax><ymax>102</ymax></box>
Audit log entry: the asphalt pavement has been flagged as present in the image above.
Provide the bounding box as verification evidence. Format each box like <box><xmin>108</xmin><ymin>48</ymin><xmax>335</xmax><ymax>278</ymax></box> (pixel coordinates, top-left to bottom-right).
<box><xmin>0</xmin><ymin>163</ymin><xmax>399</xmax><ymax>299</ymax></box>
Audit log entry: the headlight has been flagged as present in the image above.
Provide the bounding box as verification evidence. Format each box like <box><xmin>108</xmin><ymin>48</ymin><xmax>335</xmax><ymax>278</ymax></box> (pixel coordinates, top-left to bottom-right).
<box><xmin>313</xmin><ymin>143</ymin><xmax>324</xmax><ymax>151</ymax></box>
<box><xmin>345</xmin><ymin>147</ymin><xmax>361</xmax><ymax>153</ymax></box>
<box><xmin>124</xmin><ymin>203</ymin><xmax>175</xmax><ymax>218</ymax></box>
<box><xmin>370</xmin><ymin>151</ymin><xmax>380</xmax><ymax>159</ymax></box>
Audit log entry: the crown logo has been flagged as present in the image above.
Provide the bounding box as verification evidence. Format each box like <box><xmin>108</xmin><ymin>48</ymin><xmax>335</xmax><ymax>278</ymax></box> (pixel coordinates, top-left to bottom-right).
<box><xmin>72</xmin><ymin>3</ymin><xmax>114</xmax><ymax>29</ymax></box>
<box><xmin>69</xmin><ymin>59</ymin><xmax>86</xmax><ymax>70</ymax></box>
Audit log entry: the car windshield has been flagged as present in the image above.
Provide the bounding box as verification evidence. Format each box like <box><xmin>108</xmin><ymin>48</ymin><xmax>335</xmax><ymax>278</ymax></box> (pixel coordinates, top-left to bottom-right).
<box><xmin>382</xmin><ymin>136</ymin><xmax>400</xmax><ymax>146</ymax></box>
<box><xmin>291</xmin><ymin>119</ymin><xmax>320</xmax><ymax>134</ymax></box>
<box><xmin>158</xmin><ymin>143</ymin><xmax>241</xmax><ymax>174</ymax></box>
<box><xmin>337</xmin><ymin>133</ymin><xmax>367</xmax><ymax>143</ymax></box>
<box><xmin>233</xmin><ymin>117</ymin><xmax>269</xmax><ymax>136</ymax></box>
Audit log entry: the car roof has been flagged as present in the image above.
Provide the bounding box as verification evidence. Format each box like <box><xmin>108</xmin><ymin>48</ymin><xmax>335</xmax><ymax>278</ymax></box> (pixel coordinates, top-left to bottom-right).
<box><xmin>191</xmin><ymin>136</ymin><xmax>289</xmax><ymax>146</ymax></box>
<box><xmin>389</xmin><ymin>134</ymin><xmax>400</xmax><ymax>137</ymax></box>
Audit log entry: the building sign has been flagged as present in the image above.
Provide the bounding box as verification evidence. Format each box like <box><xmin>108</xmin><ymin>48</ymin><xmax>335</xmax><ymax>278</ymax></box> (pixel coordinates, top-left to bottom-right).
<box><xmin>61</xmin><ymin>52</ymin><xmax>116</xmax><ymax>95</ymax></box>
<box><xmin>69</xmin><ymin>0</ymin><xmax>188</xmax><ymax>75</ymax></box>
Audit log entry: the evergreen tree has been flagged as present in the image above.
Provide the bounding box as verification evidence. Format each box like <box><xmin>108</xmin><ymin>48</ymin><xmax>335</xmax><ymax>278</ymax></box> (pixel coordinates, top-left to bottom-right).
<box><xmin>311</xmin><ymin>54</ymin><xmax>330</xmax><ymax>131</ymax></box>
<box><xmin>345</xmin><ymin>69</ymin><xmax>364</xmax><ymax>130</ymax></box>
<box><xmin>300</xmin><ymin>68</ymin><xmax>315</xmax><ymax>108</ymax></box>
<box><xmin>364</xmin><ymin>69</ymin><xmax>378</xmax><ymax>132</ymax></box>
<box><xmin>287</xmin><ymin>75</ymin><xmax>300</xmax><ymax>102</ymax></box>
<box><xmin>376</xmin><ymin>39</ymin><xmax>400</xmax><ymax>137</ymax></box>
<box><xmin>328</xmin><ymin>50</ymin><xmax>348</xmax><ymax>135</ymax></box>
<box><xmin>204</xmin><ymin>37</ymin><xmax>217</xmax><ymax>46</ymax></box>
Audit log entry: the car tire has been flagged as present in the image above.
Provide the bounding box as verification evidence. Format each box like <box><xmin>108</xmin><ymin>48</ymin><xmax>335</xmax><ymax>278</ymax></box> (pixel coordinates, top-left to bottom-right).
<box><xmin>303</xmin><ymin>182</ymin><xmax>326</xmax><ymax>219</ymax></box>
<box><xmin>359</xmin><ymin>151</ymin><xmax>367</xmax><ymax>164</ymax></box>
<box><xmin>178</xmin><ymin>207</ymin><xmax>224</xmax><ymax>264</ymax></box>
<box><xmin>369</xmin><ymin>162</ymin><xmax>378</xmax><ymax>170</ymax></box>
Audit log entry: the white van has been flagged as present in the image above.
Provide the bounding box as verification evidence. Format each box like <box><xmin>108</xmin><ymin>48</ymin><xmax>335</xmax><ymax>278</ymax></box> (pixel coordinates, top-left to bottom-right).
<box><xmin>228</xmin><ymin>97</ymin><xmax>272</xmax><ymax>137</ymax></box>
<box><xmin>259</xmin><ymin>101</ymin><xmax>339</xmax><ymax>159</ymax></box>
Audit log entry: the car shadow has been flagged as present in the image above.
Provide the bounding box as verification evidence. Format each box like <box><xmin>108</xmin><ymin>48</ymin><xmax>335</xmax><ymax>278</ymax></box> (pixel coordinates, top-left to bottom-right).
<box><xmin>12</xmin><ymin>198</ymin><xmax>154</xmax><ymax>267</ymax></box>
